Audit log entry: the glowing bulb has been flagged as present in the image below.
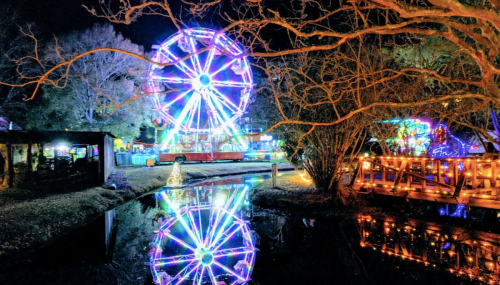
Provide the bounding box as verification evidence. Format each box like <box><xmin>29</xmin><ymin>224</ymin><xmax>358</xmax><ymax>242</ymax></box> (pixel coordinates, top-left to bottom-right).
<box><xmin>214</xmin><ymin>196</ymin><xmax>226</xmax><ymax>208</ymax></box>
<box><xmin>171</xmin><ymin>201</ymin><xmax>180</xmax><ymax>210</ymax></box>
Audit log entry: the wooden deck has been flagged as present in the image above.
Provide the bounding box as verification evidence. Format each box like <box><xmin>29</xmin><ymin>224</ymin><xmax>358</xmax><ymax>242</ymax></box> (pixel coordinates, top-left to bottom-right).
<box><xmin>350</xmin><ymin>156</ymin><xmax>500</xmax><ymax>209</ymax></box>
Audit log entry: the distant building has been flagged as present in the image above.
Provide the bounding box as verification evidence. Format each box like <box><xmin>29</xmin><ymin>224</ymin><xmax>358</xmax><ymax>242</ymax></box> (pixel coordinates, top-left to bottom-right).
<box><xmin>0</xmin><ymin>130</ymin><xmax>115</xmax><ymax>188</ymax></box>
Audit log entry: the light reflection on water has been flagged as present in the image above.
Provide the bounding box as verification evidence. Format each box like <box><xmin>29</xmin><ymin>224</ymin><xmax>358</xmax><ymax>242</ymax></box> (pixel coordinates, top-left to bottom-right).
<box><xmin>357</xmin><ymin>214</ymin><xmax>500</xmax><ymax>285</ymax></box>
<box><xmin>147</xmin><ymin>183</ymin><xmax>256</xmax><ymax>285</ymax></box>
<box><xmin>111</xmin><ymin>174</ymin><xmax>497</xmax><ymax>285</ymax></box>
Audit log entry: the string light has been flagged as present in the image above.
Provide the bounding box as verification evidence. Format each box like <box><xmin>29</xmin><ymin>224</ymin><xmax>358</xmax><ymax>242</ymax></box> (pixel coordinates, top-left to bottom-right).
<box><xmin>166</xmin><ymin>162</ymin><xmax>183</xmax><ymax>187</ymax></box>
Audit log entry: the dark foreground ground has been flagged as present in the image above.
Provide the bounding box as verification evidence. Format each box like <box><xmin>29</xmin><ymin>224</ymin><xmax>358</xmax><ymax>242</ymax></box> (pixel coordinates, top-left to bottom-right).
<box><xmin>0</xmin><ymin>162</ymin><xmax>293</xmax><ymax>261</ymax></box>
<box><xmin>0</xmin><ymin>163</ymin><xmax>489</xmax><ymax>285</ymax></box>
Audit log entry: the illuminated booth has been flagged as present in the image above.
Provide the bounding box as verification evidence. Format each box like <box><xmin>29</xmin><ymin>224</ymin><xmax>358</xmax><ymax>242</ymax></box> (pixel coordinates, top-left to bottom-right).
<box><xmin>0</xmin><ymin>130</ymin><xmax>115</xmax><ymax>187</ymax></box>
<box><xmin>377</xmin><ymin>119</ymin><xmax>475</xmax><ymax>158</ymax></box>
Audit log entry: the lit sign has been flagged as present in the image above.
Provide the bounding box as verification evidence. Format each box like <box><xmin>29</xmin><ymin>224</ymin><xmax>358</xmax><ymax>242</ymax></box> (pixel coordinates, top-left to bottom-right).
<box><xmin>260</xmin><ymin>135</ymin><xmax>272</xmax><ymax>141</ymax></box>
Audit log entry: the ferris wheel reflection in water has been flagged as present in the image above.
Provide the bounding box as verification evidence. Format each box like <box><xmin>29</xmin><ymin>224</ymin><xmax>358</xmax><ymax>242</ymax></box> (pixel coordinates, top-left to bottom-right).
<box><xmin>147</xmin><ymin>183</ymin><xmax>257</xmax><ymax>285</ymax></box>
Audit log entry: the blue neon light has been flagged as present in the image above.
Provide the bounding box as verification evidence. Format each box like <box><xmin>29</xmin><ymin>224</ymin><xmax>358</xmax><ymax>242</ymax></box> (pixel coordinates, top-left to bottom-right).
<box><xmin>438</xmin><ymin>203</ymin><xmax>467</xmax><ymax>219</ymax></box>
<box><xmin>429</xmin><ymin>124</ymin><xmax>472</xmax><ymax>158</ymax></box>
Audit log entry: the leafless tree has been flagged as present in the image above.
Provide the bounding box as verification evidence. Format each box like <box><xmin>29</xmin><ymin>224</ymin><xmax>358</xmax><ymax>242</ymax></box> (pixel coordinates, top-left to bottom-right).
<box><xmin>2</xmin><ymin>0</ymin><xmax>500</xmax><ymax>194</ymax></box>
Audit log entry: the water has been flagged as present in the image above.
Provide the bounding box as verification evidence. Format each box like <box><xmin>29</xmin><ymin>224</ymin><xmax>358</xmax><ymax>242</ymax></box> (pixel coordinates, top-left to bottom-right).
<box><xmin>1</xmin><ymin>173</ymin><xmax>498</xmax><ymax>285</ymax></box>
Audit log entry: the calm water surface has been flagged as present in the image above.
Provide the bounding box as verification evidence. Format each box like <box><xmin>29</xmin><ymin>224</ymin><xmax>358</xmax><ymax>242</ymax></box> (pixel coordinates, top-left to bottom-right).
<box><xmin>1</xmin><ymin>173</ymin><xmax>498</xmax><ymax>285</ymax></box>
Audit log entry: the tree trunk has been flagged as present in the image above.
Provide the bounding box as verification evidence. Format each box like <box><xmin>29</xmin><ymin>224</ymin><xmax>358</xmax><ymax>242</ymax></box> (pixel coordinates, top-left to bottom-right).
<box><xmin>490</xmin><ymin>110</ymin><xmax>500</xmax><ymax>152</ymax></box>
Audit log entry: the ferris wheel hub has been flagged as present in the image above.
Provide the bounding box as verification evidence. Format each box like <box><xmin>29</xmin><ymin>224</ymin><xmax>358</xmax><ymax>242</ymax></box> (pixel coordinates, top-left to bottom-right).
<box><xmin>200</xmin><ymin>74</ymin><xmax>211</xmax><ymax>86</ymax></box>
<box><xmin>192</xmin><ymin>74</ymin><xmax>211</xmax><ymax>90</ymax></box>
<box><xmin>200</xmin><ymin>251</ymin><xmax>214</xmax><ymax>266</ymax></box>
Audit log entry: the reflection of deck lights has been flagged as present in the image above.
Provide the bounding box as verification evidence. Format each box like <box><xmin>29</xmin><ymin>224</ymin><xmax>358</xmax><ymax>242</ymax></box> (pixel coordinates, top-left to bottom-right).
<box><xmin>358</xmin><ymin>218</ymin><xmax>500</xmax><ymax>285</ymax></box>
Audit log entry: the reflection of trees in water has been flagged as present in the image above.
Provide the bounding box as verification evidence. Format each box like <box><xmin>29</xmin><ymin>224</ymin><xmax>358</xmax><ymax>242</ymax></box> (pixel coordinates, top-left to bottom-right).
<box><xmin>252</xmin><ymin>211</ymin><xmax>367</xmax><ymax>284</ymax></box>
<box><xmin>252</xmin><ymin>210</ymin><xmax>478</xmax><ymax>285</ymax></box>
<box><xmin>112</xmin><ymin>200</ymin><xmax>156</xmax><ymax>283</ymax></box>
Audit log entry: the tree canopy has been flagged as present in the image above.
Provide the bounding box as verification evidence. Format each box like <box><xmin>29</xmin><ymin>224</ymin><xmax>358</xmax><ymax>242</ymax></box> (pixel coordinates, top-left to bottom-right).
<box><xmin>3</xmin><ymin>0</ymin><xmax>500</xmax><ymax>193</ymax></box>
<box><xmin>25</xmin><ymin>23</ymin><xmax>151</xmax><ymax>140</ymax></box>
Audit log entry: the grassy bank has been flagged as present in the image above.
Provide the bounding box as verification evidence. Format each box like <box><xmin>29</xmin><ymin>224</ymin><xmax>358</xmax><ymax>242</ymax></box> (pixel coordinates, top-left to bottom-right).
<box><xmin>0</xmin><ymin>162</ymin><xmax>292</xmax><ymax>261</ymax></box>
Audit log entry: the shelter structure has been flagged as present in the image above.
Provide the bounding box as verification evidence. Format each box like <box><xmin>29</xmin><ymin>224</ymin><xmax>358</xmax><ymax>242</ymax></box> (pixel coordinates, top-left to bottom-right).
<box><xmin>0</xmin><ymin>130</ymin><xmax>115</xmax><ymax>187</ymax></box>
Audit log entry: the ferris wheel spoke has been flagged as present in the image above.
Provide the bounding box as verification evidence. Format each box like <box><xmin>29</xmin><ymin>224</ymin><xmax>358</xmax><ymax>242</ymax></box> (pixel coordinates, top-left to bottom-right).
<box><xmin>162</xmin><ymin>192</ymin><xmax>203</xmax><ymax>248</ymax></box>
<box><xmin>205</xmin><ymin>96</ymin><xmax>239</xmax><ymax>149</ymax></box>
<box><xmin>160</xmin><ymin>111</ymin><xmax>176</xmax><ymax>125</ymax></box>
<box><xmin>211</xmin><ymin>223</ymin><xmax>243</xmax><ymax>251</ymax></box>
<box><xmin>205</xmin><ymin>92</ymin><xmax>236</xmax><ymax>129</ymax></box>
<box><xmin>188</xmin><ymin>36</ymin><xmax>203</xmax><ymax>73</ymax></box>
<box><xmin>210</xmin><ymin>58</ymin><xmax>238</xmax><ymax>77</ymax></box>
<box><xmin>192</xmin><ymin>266</ymin><xmax>205</xmax><ymax>285</ymax></box>
<box><xmin>195</xmin><ymin>189</ymin><xmax>205</xmax><ymax>246</ymax></box>
<box><xmin>149</xmin><ymin>75</ymin><xmax>193</xmax><ymax>85</ymax></box>
<box><xmin>206</xmin><ymin>93</ymin><xmax>248</xmax><ymax>149</ymax></box>
<box><xmin>211</xmin><ymin>80</ymin><xmax>251</xmax><ymax>88</ymax></box>
<box><xmin>165</xmin><ymin>89</ymin><xmax>194</xmax><ymax>108</ymax></box>
<box><xmin>161</xmin><ymin>92</ymin><xmax>201</xmax><ymax>149</ymax></box>
<box><xmin>209</xmin><ymin>187</ymin><xmax>248</xmax><ymax>248</ymax></box>
<box><xmin>208</xmin><ymin>87</ymin><xmax>241</xmax><ymax>114</ymax></box>
<box><xmin>213</xmin><ymin>246</ymin><xmax>255</xmax><ymax>258</ymax></box>
<box><xmin>213</xmin><ymin>260</ymin><xmax>247</xmax><ymax>282</ymax></box>
<box><xmin>163</xmin><ymin>231</ymin><xmax>198</xmax><ymax>253</ymax></box>
<box><xmin>186</xmin><ymin>210</ymin><xmax>203</xmax><ymax>246</ymax></box>
<box><xmin>184</xmin><ymin>94</ymin><xmax>201</xmax><ymax>131</ymax></box>
<box><xmin>218</xmin><ymin>34</ymin><xmax>244</xmax><ymax>56</ymax></box>
<box><xmin>203</xmin><ymin>47</ymin><xmax>217</xmax><ymax>74</ymax></box>
<box><xmin>150</xmin><ymin>253</ymin><xmax>198</xmax><ymax>267</ymax></box>
<box><xmin>207</xmin><ymin>264</ymin><xmax>219</xmax><ymax>285</ymax></box>
<box><xmin>161</xmin><ymin>49</ymin><xmax>197</xmax><ymax>78</ymax></box>
<box><xmin>173</xmin><ymin>261</ymin><xmax>202</xmax><ymax>285</ymax></box>
<box><xmin>204</xmin><ymin>205</ymin><xmax>224</xmax><ymax>249</ymax></box>
<box><xmin>208</xmin><ymin>92</ymin><xmax>240</xmax><ymax>125</ymax></box>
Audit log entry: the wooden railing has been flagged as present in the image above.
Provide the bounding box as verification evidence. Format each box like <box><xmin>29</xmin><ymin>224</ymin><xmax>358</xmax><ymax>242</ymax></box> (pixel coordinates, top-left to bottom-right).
<box><xmin>351</xmin><ymin>156</ymin><xmax>500</xmax><ymax>209</ymax></box>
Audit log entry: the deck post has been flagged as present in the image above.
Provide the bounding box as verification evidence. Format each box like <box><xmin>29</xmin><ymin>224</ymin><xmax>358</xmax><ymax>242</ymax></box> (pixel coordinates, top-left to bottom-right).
<box><xmin>452</xmin><ymin>169</ymin><xmax>467</xmax><ymax>198</ymax></box>
<box><xmin>392</xmin><ymin>160</ymin><xmax>408</xmax><ymax>192</ymax></box>
<box><xmin>420</xmin><ymin>158</ymin><xmax>426</xmax><ymax>191</ymax></box>
<box><xmin>349</xmin><ymin>158</ymin><xmax>362</xmax><ymax>187</ymax></box>
<box><xmin>369</xmin><ymin>157</ymin><xmax>374</xmax><ymax>183</ymax></box>
<box><xmin>381</xmin><ymin>157</ymin><xmax>386</xmax><ymax>186</ymax></box>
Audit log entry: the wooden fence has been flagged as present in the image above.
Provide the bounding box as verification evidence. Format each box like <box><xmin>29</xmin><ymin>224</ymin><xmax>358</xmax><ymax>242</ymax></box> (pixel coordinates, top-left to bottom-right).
<box><xmin>351</xmin><ymin>156</ymin><xmax>500</xmax><ymax>209</ymax></box>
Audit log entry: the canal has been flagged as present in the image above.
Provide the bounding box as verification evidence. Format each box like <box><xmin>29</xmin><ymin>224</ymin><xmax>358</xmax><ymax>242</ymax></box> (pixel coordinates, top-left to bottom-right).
<box><xmin>0</xmin><ymin>172</ymin><xmax>498</xmax><ymax>284</ymax></box>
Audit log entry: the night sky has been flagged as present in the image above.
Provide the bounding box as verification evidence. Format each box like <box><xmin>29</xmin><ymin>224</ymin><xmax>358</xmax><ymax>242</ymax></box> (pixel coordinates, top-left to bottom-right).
<box><xmin>3</xmin><ymin>0</ymin><xmax>178</xmax><ymax>50</ymax></box>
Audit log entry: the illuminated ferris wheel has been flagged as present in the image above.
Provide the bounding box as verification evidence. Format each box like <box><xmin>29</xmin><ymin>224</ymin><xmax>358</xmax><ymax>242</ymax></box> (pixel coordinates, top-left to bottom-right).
<box><xmin>147</xmin><ymin>28</ymin><xmax>253</xmax><ymax>150</ymax></box>
<box><xmin>147</xmin><ymin>185</ymin><xmax>256</xmax><ymax>285</ymax></box>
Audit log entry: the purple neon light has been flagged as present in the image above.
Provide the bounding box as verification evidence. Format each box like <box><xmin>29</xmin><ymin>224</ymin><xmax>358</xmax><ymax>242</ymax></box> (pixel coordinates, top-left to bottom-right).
<box><xmin>148</xmin><ymin>184</ymin><xmax>256</xmax><ymax>285</ymax></box>
<box><xmin>147</xmin><ymin>28</ymin><xmax>253</xmax><ymax>150</ymax></box>
<box><xmin>429</xmin><ymin>123</ymin><xmax>472</xmax><ymax>158</ymax></box>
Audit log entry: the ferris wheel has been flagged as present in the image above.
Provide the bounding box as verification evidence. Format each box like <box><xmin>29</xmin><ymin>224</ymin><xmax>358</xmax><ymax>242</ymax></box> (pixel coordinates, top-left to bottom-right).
<box><xmin>147</xmin><ymin>28</ymin><xmax>253</xmax><ymax>151</ymax></box>
<box><xmin>147</xmin><ymin>185</ymin><xmax>256</xmax><ymax>285</ymax></box>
